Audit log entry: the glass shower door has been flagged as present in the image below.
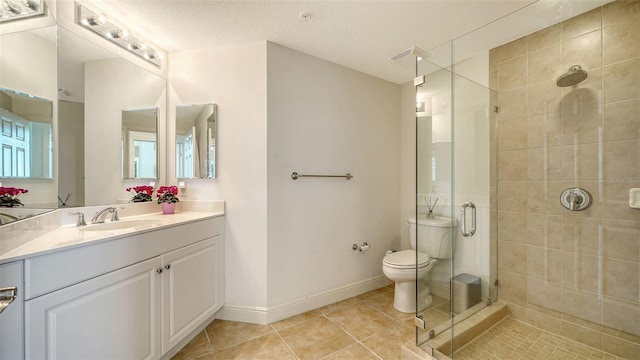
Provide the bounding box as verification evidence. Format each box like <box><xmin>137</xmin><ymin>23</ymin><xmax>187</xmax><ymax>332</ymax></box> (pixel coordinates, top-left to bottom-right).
<box><xmin>415</xmin><ymin>48</ymin><xmax>497</xmax><ymax>358</ymax></box>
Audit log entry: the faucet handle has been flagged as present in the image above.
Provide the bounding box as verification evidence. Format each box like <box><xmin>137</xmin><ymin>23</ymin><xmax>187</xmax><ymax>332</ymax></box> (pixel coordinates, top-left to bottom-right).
<box><xmin>111</xmin><ymin>207</ymin><xmax>125</xmax><ymax>222</ymax></box>
<box><xmin>70</xmin><ymin>212</ymin><xmax>87</xmax><ymax>227</ymax></box>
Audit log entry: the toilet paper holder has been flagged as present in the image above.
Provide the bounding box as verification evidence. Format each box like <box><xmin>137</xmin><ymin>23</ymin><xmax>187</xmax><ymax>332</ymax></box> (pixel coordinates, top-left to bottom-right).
<box><xmin>352</xmin><ymin>242</ymin><xmax>369</xmax><ymax>252</ymax></box>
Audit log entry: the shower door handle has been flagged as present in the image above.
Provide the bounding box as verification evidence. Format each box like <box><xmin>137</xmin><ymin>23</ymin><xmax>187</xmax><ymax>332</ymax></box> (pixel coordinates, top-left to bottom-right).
<box><xmin>461</xmin><ymin>202</ymin><xmax>476</xmax><ymax>237</ymax></box>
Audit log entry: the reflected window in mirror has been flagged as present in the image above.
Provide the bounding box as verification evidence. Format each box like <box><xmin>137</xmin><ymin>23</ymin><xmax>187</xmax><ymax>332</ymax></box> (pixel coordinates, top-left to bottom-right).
<box><xmin>122</xmin><ymin>107</ymin><xmax>158</xmax><ymax>179</ymax></box>
<box><xmin>0</xmin><ymin>87</ymin><xmax>53</xmax><ymax>179</ymax></box>
<box><xmin>176</xmin><ymin>104</ymin><xmax>217</xmax><ymax>179</ymax></box>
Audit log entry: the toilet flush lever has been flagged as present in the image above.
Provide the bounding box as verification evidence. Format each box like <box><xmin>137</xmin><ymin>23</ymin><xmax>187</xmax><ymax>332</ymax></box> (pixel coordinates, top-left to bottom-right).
<box><xmin>461</xmin><ymin>202</ymin><xmax>476</xmax><ymax>237</ymax></box>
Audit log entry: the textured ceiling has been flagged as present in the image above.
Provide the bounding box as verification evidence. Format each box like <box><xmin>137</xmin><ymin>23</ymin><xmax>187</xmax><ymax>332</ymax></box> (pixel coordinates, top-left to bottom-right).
<box><xmin>89</xmin><ymin>0</ymin><xmax>607</xmax><ymax>84</ymax></box>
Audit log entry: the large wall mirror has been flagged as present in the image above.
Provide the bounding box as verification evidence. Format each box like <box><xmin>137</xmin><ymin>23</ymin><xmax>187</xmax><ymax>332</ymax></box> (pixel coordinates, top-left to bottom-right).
<box><xmin>122</xmin><ymin>107</ymin><xmax>158</xmax><ymax>179</ymax></box>
<box><xmin>0</xmin><ymin>22</ymin><xmax>167</xmax><ymax>227</ymax></box>
<box><xmin>176</xmin><ymin>104</ymin><xmax>217</xmax><ymax>179</ymax></box>
<box><xmin>0</xmin><ymin>24</ymin><xmax>57</xmax><ymax>222</ymax></box>
<box><xmin>59</xmin><ymin>27</ymin><xmax>166</xmax><ymax>206</ymax></box>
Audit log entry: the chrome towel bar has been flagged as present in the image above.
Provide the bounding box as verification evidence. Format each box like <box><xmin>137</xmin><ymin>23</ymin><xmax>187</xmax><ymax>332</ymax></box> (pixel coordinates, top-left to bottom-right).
<box><xmin>291</xmin><ymin>172</ymin><xmax>353</xmax><ymax>180</ymax></box>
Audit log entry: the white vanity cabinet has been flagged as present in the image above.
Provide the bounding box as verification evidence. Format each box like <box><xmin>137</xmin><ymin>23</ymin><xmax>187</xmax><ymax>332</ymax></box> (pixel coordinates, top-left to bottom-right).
<box><xmin>25</xmin><ymin>256</ymin><xmax>163</xmax><ymax>359</ymax></box>
<box><xmin>22</xmin><ymin>215</ymin><xmax>224</xmax><ymax>360</ymax></box>
<box><xmin>162</xmin><ymin>237</ymin><xmax>221</xmax><ymax>352</ymax></box>
<box><xmin>0</xmin><ymin>261</ymin><xmax>24</xmax><ymax>360</ymax></box>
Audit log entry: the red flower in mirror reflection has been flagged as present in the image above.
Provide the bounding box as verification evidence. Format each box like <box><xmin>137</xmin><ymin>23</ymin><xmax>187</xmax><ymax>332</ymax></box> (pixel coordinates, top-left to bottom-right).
<box><xmin>156</xmin><ymin>185</ymin><xmax>179</xmax><ymax>204</ymax></box>
<box><xmin>126</xmin><ymin>185</ymin><xmax>154</xmax><ymax>203</ymax></box>
<box><xmin>0</xmin><ymin>186</ymin><xmax>28</xmax><ymax>207</ymax></box>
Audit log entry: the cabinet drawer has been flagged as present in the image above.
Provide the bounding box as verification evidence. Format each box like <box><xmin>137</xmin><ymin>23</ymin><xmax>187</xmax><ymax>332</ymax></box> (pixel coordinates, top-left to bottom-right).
<box><xmin>25</xmin><ymin>216</ymin><xmax>223</xmax><ymax>299</ymax></box>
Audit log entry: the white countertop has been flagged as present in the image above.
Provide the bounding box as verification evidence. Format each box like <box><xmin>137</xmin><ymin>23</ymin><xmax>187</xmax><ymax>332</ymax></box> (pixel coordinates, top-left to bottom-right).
<box><xmin>0</xmin><ymin>201</ymin><xmax>224</xmax><ymax>264</ymax></box>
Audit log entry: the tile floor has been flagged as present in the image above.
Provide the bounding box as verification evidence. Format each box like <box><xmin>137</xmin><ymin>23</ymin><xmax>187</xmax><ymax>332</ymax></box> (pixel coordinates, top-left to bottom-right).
<box><xmin>455</xmin><ymin>317</ymin><xmax>627</xmax><ymax>360</ymax></box>
<box><xmin>171</xmin><ymin>285</ymin><xmax>430</xmax><ymax>360</ymax></box>
<box><xmin>171</xmin><ymin>286</ymin><xmax>628</xmax><ymax>360</ymax></box>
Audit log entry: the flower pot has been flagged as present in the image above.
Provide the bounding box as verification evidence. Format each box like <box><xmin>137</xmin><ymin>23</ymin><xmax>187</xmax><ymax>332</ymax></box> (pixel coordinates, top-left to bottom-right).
<box><xmin>161</xmin><ymin>202</ymin><xmax>176</xmax><ymax>214</ymax></box>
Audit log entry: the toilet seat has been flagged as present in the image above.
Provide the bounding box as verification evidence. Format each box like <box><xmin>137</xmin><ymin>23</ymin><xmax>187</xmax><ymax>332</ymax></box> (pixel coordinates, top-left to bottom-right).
<box><xmin>383</xmin><ymin>249</ymin><xmax>431</xmax><ymax>269</ymax></box>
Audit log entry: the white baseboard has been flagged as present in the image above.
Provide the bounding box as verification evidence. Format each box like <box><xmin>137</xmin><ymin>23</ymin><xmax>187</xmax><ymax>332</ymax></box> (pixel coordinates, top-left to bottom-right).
<box><xmin>215</xmin><ymin>276</ymin><xmax>392</xmax><ymax>325</ymax></box>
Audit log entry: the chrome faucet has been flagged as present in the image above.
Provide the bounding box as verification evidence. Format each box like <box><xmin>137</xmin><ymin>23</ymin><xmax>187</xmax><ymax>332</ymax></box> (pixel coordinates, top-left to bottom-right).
<box><xmin>70</xmin><ymin>212</ymin><xmax>87</xmax><ymax>227</ymax></box>
<box><xmin>91</xmin><ymin>207</ymin><xmax>120</xmax><ymax>223</ymax></box>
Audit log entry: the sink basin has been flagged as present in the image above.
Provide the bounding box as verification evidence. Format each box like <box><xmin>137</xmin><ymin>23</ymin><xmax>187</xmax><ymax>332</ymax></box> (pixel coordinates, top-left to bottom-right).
<box><xmin>81</xmin><ymin>219</ymin><xmax>162</xmax><ymax>232</ymax></box>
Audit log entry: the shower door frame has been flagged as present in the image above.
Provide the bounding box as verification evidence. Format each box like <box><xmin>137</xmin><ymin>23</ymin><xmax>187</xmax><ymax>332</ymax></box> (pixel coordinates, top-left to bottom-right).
<box><xmin>414</xmin><ymin>45</ymin><xmax>498</xmax><ymax>358</ymax></box>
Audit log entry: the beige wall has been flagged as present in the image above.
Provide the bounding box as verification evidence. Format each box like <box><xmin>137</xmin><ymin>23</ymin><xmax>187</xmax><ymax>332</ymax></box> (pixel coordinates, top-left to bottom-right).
<box><xmin>168</xmin><ymin>42</ymin><xmax>269</xmax><ymax>316</ymax></box>
<box><xmin>169</xmin><ymin>42</ymin><xmax>402</xmax><ymax>323</ymax></box>
<box><xmin>266</xmin><ymin>42</ymin><xmax>401</xmax><ymax>309</ymax></box>
<box><xmin>490</xmin><ymin>1</ymin><xmax>640</xmax><ymax>358</ymax></box>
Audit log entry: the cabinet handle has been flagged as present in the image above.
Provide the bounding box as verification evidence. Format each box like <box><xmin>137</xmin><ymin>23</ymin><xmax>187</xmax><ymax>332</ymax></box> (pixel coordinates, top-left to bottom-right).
<box><xmin>164</xmin><ymin>264</ymin><xmax>171</xmax><ymax>270</ymax></box>
<box><xmin>0</xmin><ymin>286</ymin><xmax>18</xmax><ymax>314</ymax></box>
<box><xmin>156</xmin><ymin>268</ymin><xmax>163</xmax><ymax>274</ymax></box>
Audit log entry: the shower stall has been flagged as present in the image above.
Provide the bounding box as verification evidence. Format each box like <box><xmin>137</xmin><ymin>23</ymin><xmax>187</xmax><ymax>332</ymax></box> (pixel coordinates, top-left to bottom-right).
<box><xmin>413</xmin><ymin>1</ymin><xmax>640</xmax><ymax>359</ymax></box>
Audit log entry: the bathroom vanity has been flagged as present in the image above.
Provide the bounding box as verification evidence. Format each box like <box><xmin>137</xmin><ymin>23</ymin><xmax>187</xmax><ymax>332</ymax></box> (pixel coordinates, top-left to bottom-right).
<box><xmin>0</xmin><ymin>206</ymin><xmax>224</xmax><ymax>359</ymax></box>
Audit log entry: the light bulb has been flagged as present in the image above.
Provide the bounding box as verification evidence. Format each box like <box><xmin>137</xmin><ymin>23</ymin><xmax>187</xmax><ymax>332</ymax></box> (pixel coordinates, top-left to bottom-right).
<box><xmin>22</xmin><ymin>0</ymin><xmax>38</xmax><ymax>11</ymax></box>
<box><xmin>82</xmin><ymin>15</ymin><xmax>106</xmax><ymax>26</ymax></box>
<box><xmin>5</xmin><ymin>1</ymin><xmax>22</xmax><ymax>14</ymax></box>
<box><xmin>106</xmin><ymin>29</ymin><xmax>129</xmax><ymax>40</ymax></box>
<box><xmin>143</xmin><ymin>49</ymin><xmax>157</xmax><ymax>60</ymax></box>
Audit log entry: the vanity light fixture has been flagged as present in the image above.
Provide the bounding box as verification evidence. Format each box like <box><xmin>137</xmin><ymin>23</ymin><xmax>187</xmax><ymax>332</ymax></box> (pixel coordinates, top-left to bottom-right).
<box><xmin>106</xmin><ymin>29</ymin><xmax>129</xmax><ymax>40</ymax></box>
<box><xmin>76</xmin><ymin>2</ymin><xmax>164</xmax><ymax>68</ymax></box>
<box><xmin>0</xmin><ymin>0</ymin><xmax>45</xmax><ymax>23</ymax></box>
<box><xmin>80</xmin><ymin>14</ymin><xmax>106</xmax><ymax>26</ymax></box>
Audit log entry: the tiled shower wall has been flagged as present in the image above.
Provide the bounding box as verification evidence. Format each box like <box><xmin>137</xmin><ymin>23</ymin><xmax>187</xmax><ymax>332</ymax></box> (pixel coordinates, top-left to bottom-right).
<box><xmin>489</xmin><ymin>1</ymin><xmax>640</xmax><ymax>358</ymax></box>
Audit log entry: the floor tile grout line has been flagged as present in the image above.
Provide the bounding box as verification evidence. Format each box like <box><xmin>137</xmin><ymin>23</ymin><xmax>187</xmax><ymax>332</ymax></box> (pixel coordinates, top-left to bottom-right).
<box><xmin>272</xmin><ymin>326</ymin><xmax>302</xmax><ymax>360</ymax></box>
<box><xmin>205</xmin><ymin>323</ymin><xmax>278</xmax><ymax>355</ymax></box>
<box><xmin>454</xmin><ymin>317</ymin><xmax>627</xmax><ymax>360</ymax></box>
<box><xmin>272</xmin><ymin>301</ymin><xmax>411</xmax><ymax>360</ymax></box>
<box><xmin>320</xmin><ymin>313</ymin><xmax>390</xmax><ymax>359</ymax></box>
<box><xmin>327</xmin><ymin>310</ymin><xmax>415</xmax><ymax>360</ymax></box>
<box><xmin>203</xmin><ymin>327</ymin><xmax>214</xmax><ymax>352</ymax></box>
<box><xmin>360</xmin><ymin>297</ymin><xmax>415</xmax><ymax>323</ymax></box>
<box><xmin>316</xmin><ymin>314</ymin><xmax>383</xmax><ymax>360</ymax></box>
<box><xmin>507</xmin><ymin>317</ymin><xmax>628</xmax><ymax>359</ymax></box>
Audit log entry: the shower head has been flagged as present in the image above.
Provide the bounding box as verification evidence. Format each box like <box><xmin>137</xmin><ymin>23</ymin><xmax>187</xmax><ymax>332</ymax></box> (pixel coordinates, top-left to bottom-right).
<box><xmin>556</xmin><ymin>65</ymin><xmax>588</xmax><ymax>87</ymax></box>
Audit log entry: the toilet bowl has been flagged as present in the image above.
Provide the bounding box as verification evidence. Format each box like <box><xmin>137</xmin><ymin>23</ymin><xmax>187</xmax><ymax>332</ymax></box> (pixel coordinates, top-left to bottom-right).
<box><xmin>383</xmin><ymin>249</ymin><xmax>437</xmax><ymax>313</ymax></box>
<box><xmin>382</xmin><ymin>216</ymin><xmax>456</xmax><ymax>313</ymax></box>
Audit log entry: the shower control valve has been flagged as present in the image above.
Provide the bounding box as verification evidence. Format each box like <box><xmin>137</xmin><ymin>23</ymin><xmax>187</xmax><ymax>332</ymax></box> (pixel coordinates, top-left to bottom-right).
<box><xmin>560</xmin><ymin>187</ymin><xmax>592</xmax><ymax>211</ymax></box>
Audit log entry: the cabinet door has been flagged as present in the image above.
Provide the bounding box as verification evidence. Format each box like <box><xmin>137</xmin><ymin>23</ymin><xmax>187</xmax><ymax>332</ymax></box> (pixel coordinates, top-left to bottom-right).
<box><xmin>26</xmin><ymin>257</ymin><xmax>162</xmax><ymax>360</ymax></box>
<box><xmin>162</xmin><ymin>236</ymin><xmax>221</xmax><ymax>352</ymax></box>
<box><xmin>0</xmin><ymin>261</ymin><xmax>23</xmax><ymax>360</ymax></box>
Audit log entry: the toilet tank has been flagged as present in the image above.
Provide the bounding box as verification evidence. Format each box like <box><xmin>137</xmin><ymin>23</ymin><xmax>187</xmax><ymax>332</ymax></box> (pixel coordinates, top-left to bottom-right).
<box><xmin>409</xmin><ymin>216</ymin><xmax>456</xmax><ymax>259</ymax></box>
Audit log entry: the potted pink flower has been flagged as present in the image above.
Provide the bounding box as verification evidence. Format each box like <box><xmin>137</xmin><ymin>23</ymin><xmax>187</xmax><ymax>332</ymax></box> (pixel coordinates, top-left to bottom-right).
<box><xmin>0</xmin><ymin>186</ymin><xmax>28</xmax><ymax>207</ymax></box>
<box><xmin>156</xmin><ymin>185</ymin><xmax>179</xmax><ymax>214</ymax></box>
<box><xmin>126</xmin><ymin>185</ymin><xmax>154</xmax><ymax>202</ymax></box>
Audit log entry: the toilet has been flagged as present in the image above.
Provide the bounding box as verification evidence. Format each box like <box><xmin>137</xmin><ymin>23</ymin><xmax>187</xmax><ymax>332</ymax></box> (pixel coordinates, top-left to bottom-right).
<box><xmin>382</xmin><ymin>216</ymin><xmax>456</xmax><ymax>313</ymax></box>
